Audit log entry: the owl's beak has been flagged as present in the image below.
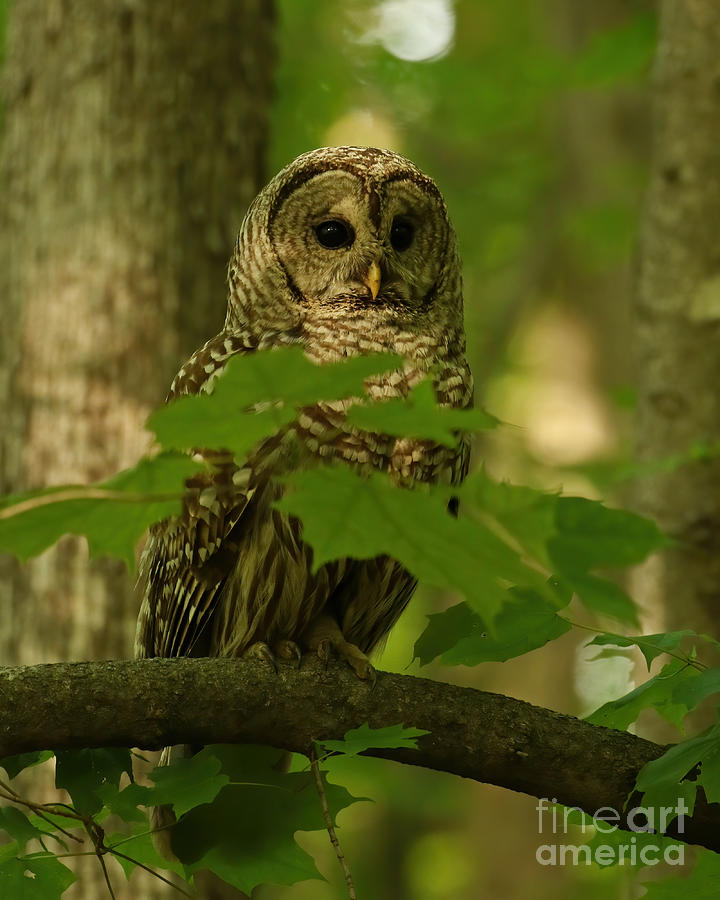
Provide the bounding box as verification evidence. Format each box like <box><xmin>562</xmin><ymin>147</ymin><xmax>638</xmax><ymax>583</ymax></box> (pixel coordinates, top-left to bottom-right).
<box><xmin>363</xmin><ymin>261</ymin><xmax>382</xmax><ymax>301</ymax></box>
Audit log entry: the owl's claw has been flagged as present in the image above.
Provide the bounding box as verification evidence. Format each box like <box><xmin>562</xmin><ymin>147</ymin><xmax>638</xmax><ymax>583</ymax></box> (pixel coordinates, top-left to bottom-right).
<box><xmin>316</xmin><ymin>636</ymin><xmax>376</xmax><ymax>682</ymax></box>
<box><xmin>317</xmin><ymin>638</ymin><xmax>333</xmax><ymax>671</ymax></box>
<box><xmin>302</xmin><ymin>614</ymin><xmax>376</xmax><ymax>681</ymax></box>
<box><xmin>274</xmin><ymin>639</ymin><xmax>302</xmax><ymax>668</ymax></box>
<box><xmin>244</xmin><ymin>641</ymin><xmax>277</xmax><ymax>673</ymax></box>
<box><xmin>350</xmin><ymin>651</ymin><xmax>376</xmax><ymax>685</ymax></box>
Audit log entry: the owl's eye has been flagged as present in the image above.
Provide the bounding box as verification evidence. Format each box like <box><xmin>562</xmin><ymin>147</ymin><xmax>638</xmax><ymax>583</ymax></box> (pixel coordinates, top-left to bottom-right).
<box><xmin>314</xmin><ymin>220</ymin><xmax>354</xmax><ymax>249</ymax></box>
<box><xmin>390</xmin><ymin>216</ymin><xmax>414</xmax><ymax>252</ymax></box>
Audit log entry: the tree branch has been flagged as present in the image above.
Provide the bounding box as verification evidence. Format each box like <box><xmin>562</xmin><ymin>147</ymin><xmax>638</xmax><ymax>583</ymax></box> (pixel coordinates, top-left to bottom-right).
<box><xmin>1</xmin><ymin>658</ymin><xmax>716</xmax><ymax>851</ymax></box>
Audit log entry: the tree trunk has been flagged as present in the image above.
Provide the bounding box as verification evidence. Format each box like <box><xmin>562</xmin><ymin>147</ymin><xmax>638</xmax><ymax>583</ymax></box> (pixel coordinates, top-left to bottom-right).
<box><xmin>633</xmin><ymin>0</ymin><xmax>720</xmax><ymax>638</ymax></box>
<box><xmin>0</xmin><ymin>1</ymin><xmax>275</xmax><ymax>896</ymax></box>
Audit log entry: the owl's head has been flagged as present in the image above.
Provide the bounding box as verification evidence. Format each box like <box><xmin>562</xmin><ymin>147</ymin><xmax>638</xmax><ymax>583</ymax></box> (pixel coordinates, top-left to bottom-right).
<box><xmin>226</xmin><ymin>147</ymin><xmax>463</xmax><ymax>354</ymax></box>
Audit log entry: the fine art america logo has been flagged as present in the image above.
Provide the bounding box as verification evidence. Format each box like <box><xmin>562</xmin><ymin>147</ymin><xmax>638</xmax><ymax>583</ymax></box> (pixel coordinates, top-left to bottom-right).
<box><xmin>536</xmin><ymin>798</ymin><xmax>688</xmax><ymax>867</ymax></box>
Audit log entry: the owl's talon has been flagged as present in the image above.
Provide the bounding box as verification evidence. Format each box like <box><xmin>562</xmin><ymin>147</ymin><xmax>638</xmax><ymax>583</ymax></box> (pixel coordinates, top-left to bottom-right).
<box><xmin>244</xmin><ymin>641</ymin><xmax>277</xmax><ymax>673</ymax></box>
<box><xmin>345</xmin><ymin>651</ymin><xmax>375</xmax><ymax>683</ymax></box>
<box><xmin>274</xmin><ymin>639</ymin><xmax>302</xmax><ymax>668</ymax></box>
<box><xmin>311</xmin><ymin>631</ymin><xmax>374</xmax><ymax>681</ymax></box>
<box><xmin>317</xmin><ymin>638</ymin><xmax>333</xmax><ymax>670</ymax></box>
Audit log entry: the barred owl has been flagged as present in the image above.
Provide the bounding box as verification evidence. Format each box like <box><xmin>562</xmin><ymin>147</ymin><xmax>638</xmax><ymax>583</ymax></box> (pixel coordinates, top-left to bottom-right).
<box><xmin>135</xmin><ymin>146</ymin><xmax>472</xmax><ymax>680</ymax></box>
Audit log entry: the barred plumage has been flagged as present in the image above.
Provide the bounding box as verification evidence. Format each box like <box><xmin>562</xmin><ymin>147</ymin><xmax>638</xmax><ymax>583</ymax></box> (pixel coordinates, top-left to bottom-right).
<box><xmin>135</xmin><ymin>146</ymin><xmax>472</xmax><ymax>679</ymax></box>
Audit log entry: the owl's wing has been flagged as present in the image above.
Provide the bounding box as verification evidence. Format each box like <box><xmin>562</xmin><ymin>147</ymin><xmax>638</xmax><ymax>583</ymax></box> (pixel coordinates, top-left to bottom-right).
<box><xmin>134</xmin><ymin>332</ymin><xmax>258</xmax><ymax>660</ymax></box>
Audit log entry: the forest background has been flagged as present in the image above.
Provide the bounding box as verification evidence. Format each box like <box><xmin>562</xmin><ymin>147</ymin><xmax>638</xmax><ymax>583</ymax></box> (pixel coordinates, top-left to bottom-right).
<box><xmin>1</xmin><ymin>1</ymin><xmax>720</xmax><ymax>899</ymax></box>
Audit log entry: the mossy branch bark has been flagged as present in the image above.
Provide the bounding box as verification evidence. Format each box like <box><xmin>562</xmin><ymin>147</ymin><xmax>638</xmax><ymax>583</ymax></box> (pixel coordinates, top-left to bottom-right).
<box><xmin>1</xmin><ymin>658</ymin><xmax>716</xmax><ymax>852</ymax></box>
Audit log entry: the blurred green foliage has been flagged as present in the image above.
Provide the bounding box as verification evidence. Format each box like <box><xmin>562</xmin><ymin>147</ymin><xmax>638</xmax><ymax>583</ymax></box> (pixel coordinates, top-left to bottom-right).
<box><xmin>0</xmin><ymin>0</ymin><xmax>6</xmax><ymax>63</ymax></box>
<box><xmin>271</xmin><ymin>1</ymin><xmax>655</xmax><ymax>386</ymax></box>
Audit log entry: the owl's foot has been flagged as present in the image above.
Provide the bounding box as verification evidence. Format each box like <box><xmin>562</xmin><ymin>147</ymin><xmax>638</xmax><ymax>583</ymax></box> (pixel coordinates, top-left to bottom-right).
<box><xmin>274</xmin><ymin>639</ymin><xmax>302</xmax><ymax>667</ymax></box>
<box><xmin>303</xmin><ymin>615</ymin><xmax>375</xmax><ymax>682</ymax></box>
<box><xmin>318</xmin><ymin>638</ymin><xmax>375</xmax><ymax>682</ymax></box>
<box><xmin>243</xmin><ymin>641</ymin><xmax>277</xmax><ymax>672</ymax></box>
<box><xmin>244</xmin><ymin>640</ymin><xmax>303</xmax><ymax>671</ymax></box>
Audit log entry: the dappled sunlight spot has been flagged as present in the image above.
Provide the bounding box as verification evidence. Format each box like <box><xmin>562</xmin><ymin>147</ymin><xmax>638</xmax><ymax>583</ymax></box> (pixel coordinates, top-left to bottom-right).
<box><xmin>355</xmin><ymin>0</ymin><xmax>455</xmax><ymax>62</ymax></box>
<box><xmin>486</xmin><ymin>305</ymin><xmax>617</xmax><ymax>470</ymax></box>
<box><xmin>323</xmin><ymin>108</ymin><xmax>401</xmax><ymax>151</ymax></box>
<box><xmin>574</xmin><ymin>636</ymin><xmax>635</xmax><ymax>719</ymax></box>
<box><xmin>525</xmin><ymin>379</ymin><xmax>613</xmax><ymax>465</ymax></box>
<box><xmin>630</xmin><ymin>554</ymin><xmax>668</xmax><ymax>634</ymax></box>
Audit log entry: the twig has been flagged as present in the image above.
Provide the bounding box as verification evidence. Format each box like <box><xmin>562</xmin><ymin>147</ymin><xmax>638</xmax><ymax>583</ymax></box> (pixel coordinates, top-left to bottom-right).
<box><xmin>0</xmin><ymin>488</ymin><xmax>182</xmax><ymax>520</ymax></box>
<box><xmin>85</xmin><ymin>819</ymin><xmax>117</xmax><ymax>900</ymax></box>
<box><xmin>309</xmin><ymin>745</ymin><xmax>357</xmax><ymax>900</ymax></box>
<box><xmin>107</xmin><ymin>847</ymin><xmax>193</xmax><ymax>898</ymax></box>
<box><xmin>96</xmin><ymin>850</ymin><xmax>117</xmax><ymax>900</ymax></box>
<box><xmin>0</xmin><ymin>780</ymin><xmax>83</xmax><ymax>843</ymax></box>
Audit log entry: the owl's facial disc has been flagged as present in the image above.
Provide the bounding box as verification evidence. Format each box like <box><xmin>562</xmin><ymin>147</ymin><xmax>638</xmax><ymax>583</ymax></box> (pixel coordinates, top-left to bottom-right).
<box><xmin>269</xmin><ymin>169</ymin><xmax>449</xmax><ymax>312</ymax></box>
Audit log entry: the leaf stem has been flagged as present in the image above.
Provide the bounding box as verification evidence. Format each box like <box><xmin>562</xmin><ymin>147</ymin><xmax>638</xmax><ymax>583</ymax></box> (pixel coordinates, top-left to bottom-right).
<box><xmin>309</xmin><ymin>746</ymin><xmax>357</xmax><ymax>900</ymax></box>
<box><xmin>0</xmin><ymin>780</ymin><xmax>83</xmax><ymax>842</ymax></box>
<box><xmin>107</xmin><ymin>847</ymin><xmax>193</xmax><ymax>898</ymax></box>
<box><xmin>559</xmin><ymin>616</ymin><xmax>708</xmax><ymax>671</ymax></box>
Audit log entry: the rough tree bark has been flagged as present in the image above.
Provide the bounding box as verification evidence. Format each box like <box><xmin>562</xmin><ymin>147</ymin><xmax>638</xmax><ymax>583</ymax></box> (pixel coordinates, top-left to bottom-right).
<box><xmin>0</xmin><ymin>2</ymin><xmax>275</xmax><ymax>897</ymax></box>
<box><xmin>633</xmin><ymin>0</ymin><xmax>720</xmax><ymax>636</ymax></box>
<box><xmin>0</xmin><ymin>660</ymin><xmax>714</xmax><ymax>852</ymax></box>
